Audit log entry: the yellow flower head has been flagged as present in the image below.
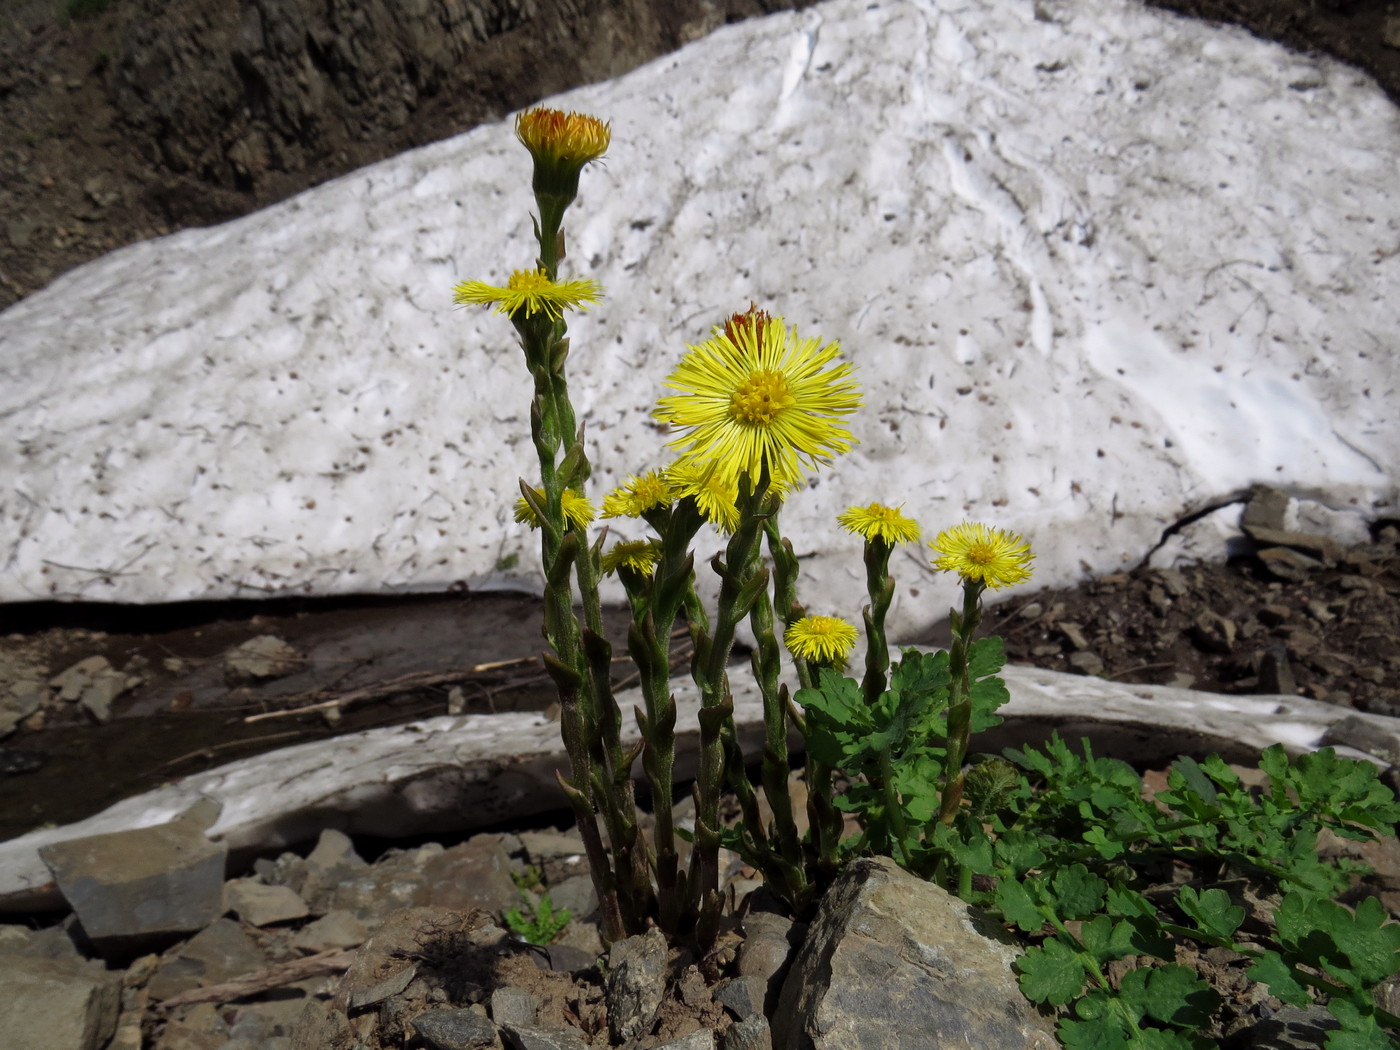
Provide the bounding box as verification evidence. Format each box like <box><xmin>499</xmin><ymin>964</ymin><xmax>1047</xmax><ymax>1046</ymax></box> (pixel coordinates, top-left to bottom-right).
<box><xmin>516</xmin><ymin>108</ymin><xmax>611</xmax><ymax>169</ymax></box>
<box><xmin>601</xmin><ymin>471</ymin><xmax>674</xmax><ymax>519</ymax></box>
<box><xmin>654</xmin><ymin>307</ymin><xmax>861</xmax><ymax>489</ymax></box>
<box><xmin>838</xmin><ymin>503</ymin><xmax>922</xmax><ymax>546</ymax></box>
<box><xmin>601</xmin><ymin>539</ymin><xmax>660</xmax><ymax>577</ymax></box>
<box><xmin>514</xmin><ymin>487</ymin><xmax>595</xmax><ymax>530</ymax></box>
<box><xmin>664</xmin><ymin>461</ymin><xmax>741</xmax><ymax>534</ymax></box>
<box><xmin>453</xmin><ymin>267</ymin><xmax>602</xmax><ymax>321</ymax></box>
<box><xmin>930</xmin><ymin>522</ymin><xmax>1034</xmax><ymax>590</ymax></box>
<box><xmin>784</xmin><ymin>615</ymin><xmax>858</xmax><ymax>666</ymax></box>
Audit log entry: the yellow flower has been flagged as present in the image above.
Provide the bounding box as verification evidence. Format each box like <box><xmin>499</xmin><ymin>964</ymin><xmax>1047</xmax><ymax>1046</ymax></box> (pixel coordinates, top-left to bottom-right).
<box><xmin>838</xmin><ymin>503</ymin><xmax>922</xmax><ymax>546</ymax></box>
<box><xmin>601</xmin><ymin>539</ymin><xmax>660</xmax><ymax>577</ymax></box>
<box><xmin>930</xmin><ymin>522</ymin><xmax>1034</xmax><ymax>590</ymax></box>
<box><xmin>601</xmin><ymin>471</ymin><xmax>674</xmax><ymax>519</ymax></box>
<box><xmin>654</xmin><ymin>307</ymin><xmax>861</xmax><ymax>488</ymax></box>
<box><xmin>516</xmin><ymin>108</ymin><xmax>611</xmax><ymax>169</ymax></box>
<box><xmin>784</xmin><ymin>615</ymin><xmax>858</xmax><ymax>666</ymax></box>
<box><xmin>664</xmin><ymin>462</ymin><xmax>740</xmax><ymax>534</ymax></box>
<box><xmin>514</xmin><ymin>487</ymin><xmax>595</xmax><ymax>530</ymax></box>
<box><xmin>453</xmin><ymin>267</ymin><xmax>602</xmax><ymax>321</ymax></box>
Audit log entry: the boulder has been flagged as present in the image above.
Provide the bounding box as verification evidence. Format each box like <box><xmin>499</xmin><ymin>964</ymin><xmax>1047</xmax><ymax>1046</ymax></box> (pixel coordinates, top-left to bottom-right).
<box><xmin>0</xmin><ymin>953</ymin><xmax>120</xmax><ymax>1050</ymax></box>
<box><xmin>773</xmin><ymin>858</ymin><xmax>1057</xmax><ymax>1050</ymax></box>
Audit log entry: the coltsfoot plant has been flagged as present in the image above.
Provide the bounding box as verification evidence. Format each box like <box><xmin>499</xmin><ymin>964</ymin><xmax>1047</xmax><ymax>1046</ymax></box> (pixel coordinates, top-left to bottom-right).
<box><xmin>454</xmin><ymin>107</ymin><xmax>1400</xmax><ymax>1048</ymax></box>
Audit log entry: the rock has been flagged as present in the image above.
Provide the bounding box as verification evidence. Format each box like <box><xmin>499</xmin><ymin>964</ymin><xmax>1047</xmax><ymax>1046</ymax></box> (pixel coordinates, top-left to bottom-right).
<box><xmin>0</xmin><ymin>684</ymin><xmax>42</xmax><ymax>737</ymax></box>
<box><xmin>413</xmin><ymin>1007</ymin><xmax>503</xmax><ymax>1050</ymax></box>
<box><xmin>49</xmin><ymin>655</ymin><xmax>137</xmax><ymax>723</ymax></box>
<box><xmin>1242</xmin><ymin>486</ymin><xmax>1290</xmax><ymax>532</ymax></box>
<box><xmin>1058</xmin><ymin>621</ymin><xmax>1090</xmax><ymax>649</ymax></box>
<box><xmin>1234</xmin><ymin>1004</ymin><xmax>1339</xmax><ymax>1048</ymax></box>
<box><xmin>224</xmin><ymin>636</ymin><xmax>302</xmax><ymax>683</ymax></box>
<box><xmin>224</xmin><ymin>878</ymin><xmax>309</xmax><ymax>926</ymax></box>
<box><xmin>491</xmin><ymin>985</ymin><xmax>541</xmax><ymax>1027</ymax></box>
<box><xmin>516</xmin><ymin>829</ymin><xmax>589</xmax><ymax>886</ymax></box>
<box><xmin>1243</xmin><ymin>524</ymin><xmax>1341</xmax><ymax>564</ymax></box>
<box><xmin>1258</xmin><ymin>547</ymin><xmax>1324</xmax><ymax>582</ymax></box>
<box><xmin>1381</xmin><ymin>15</ymin><xmax>1400</xmax><ymax>49</ymax></box>
<box><xmin>662</xmin><ymin>1030</ymin><xmax>718</xmax><ymax>1050</ymax></box>
<box><xmin>423</xmin><ymin>838</ymin><xmax>520</xmax><ymax>915</ymax></box>
<box><xmin>714</xmin><ymin>974</ymin><xmax>768</xmax><ymax>1020</ymax></box>
<box><xmin>299</xmin><ymin>828</ymin><xmax>368</xmax><ymax>910</ymax></box>
<box><xmin>735</xmin><ymin>910</ymin><xmax>800</xmax><ymax>999</ymax></box>
<box><xmin>1191</xmin><ymin>609</ymin><xmax>1237</xmax><ymax>654</ymax></box>
<box><xmin>724</xmin><ymin>1016</ymin><xmax>772</xmax><ymax>1050</ymax></box>
<box><xmin>1068</xmin><ymin>650</ymin><xmax>1105</xmax><ymax>675</ymax></box>
<box><xmin>147</xmin><ymin>918</ymin><xmax>269</xmax><ymax>1001</ymax></box>
<box><xmin>0</xmin><ymin>953</ymin><xmax>121</xmax><ymax>1050</ymax></box>
<box><xmin>289</xmin><ymin>909</ymin><xmax>371</xmax><ymax>953</ymax></box>
<box><xmin>498</xmin><ymin>1023</ymin><xmax>590</xmax><ymax>1050</ymax></box>
<box><xmin>607</xmin><ymin>926</ymin><xmax>669</xmax><ymax>1043</ymax></box>
<box><xmin>773</xmin><ymin>857</ymin><xmax>1058</xmax><ymax>1050</ymax></box>
<box><xmin>546</xmin><ymin>873</ymin><xmax>599</xmax><ymax>921</ymax></box>
<box><xmin>38</xmin><ymin>805</ymin><xmax>228</xmax><ymax>954</ymax></box>
<box><xmin>1257</xmin><ymin>645</ymin><xmax>1298</xmax><ymax>696</ymax></box>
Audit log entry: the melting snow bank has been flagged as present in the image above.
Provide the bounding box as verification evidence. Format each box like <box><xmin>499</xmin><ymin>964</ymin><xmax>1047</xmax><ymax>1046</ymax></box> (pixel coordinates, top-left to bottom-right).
<box><xmin>0</xmin><ymin>0</ymin><xmax>1396</xmax><ymax>642</ymax></box>
<box><xmin>2</xmin><ymin>660</ymin><xmax>1397</xmax><ymax>913</ymax></box>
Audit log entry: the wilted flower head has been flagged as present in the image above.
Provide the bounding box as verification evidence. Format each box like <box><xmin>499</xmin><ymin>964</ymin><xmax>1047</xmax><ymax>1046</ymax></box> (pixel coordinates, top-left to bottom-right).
<box><xmin>784</xmin><ymin>615</ymin><xmax>858</xmax><ymax>667</ymax></box>
<box><xmin>837</xmin><ymin>503</ymin><xmax>922</xmax><ymax>546</ymax></box>
<box><xmin>514</xmin><ymin>487</ymin><xmax>595</xmax><ymax>530</ymax></box>
<box><xmin>930</xmin><ymin>522</ymin><xmax>1034</xmax><ymax>590</ymax></box>
<box><xmin>654</xmin><ymin>308</ymin><xmax>861</xmax><ymax>490</ymax></box>
<box><xmin>453</xmin><ymin>267</ymin><xmax>601</xmax><ymax>321</ymax></box>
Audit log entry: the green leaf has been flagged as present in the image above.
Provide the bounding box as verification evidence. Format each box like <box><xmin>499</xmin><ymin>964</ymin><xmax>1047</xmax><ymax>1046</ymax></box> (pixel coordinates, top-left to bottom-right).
<box><xmin>1176</xmin><ymin>885</ymin><xmax>1245</xmax><ymax>942</ymax></box>
<box><xmin>1127</xmin><ymin>1030</ymin><xmax>1203</xmax><ymax>1050</ymax></box>
<box><xmin>1325</xmin><ymin>998</ymin><xmax>1397</xmax><ymax>1050</ymax></box>
<box><xmin>1078</xmin><ymin>914</ymin><xmax>1116</xmax><ymax>962</ymax></box>
<box><xmin>1017</xmin><ymin>938</ymin><xmax>1087</xmax><ymax>1005</ymax></box>
<box><xmin>1111</xmin><ymin>916</ymin><xmax>1175</xmax><ymax>962</ymax></box>
<box><xmin>967</xmin><ymin>635</ymin><xmax>1008</xmax><ymax>679</ymax></box>
<box><xmin>1050</xmin><ymin>864</ymin><xmax>1109</xmax><ymax>921</ymax></box>
<box><xmin>996</xmin><ymin>876</ymin><xmax>1046</xmax><ymax>932</ymax></box>
<box><xmin>1059</xmin><ymin>1015</ymin><xmax>1131</xmax><ymax>1050</ymax></box>
<box><xmin>994</xmin><ymin>830</ymin><xmax>1049</xmax><ymax>876</ymax></box>
<box><xmin>1118</xmin><ymin>964</ymin><xmax>1220</xmax><ymax>1029</ymax></box>
<box><xmin>890</xmin><ymin>648</ymin><xmax>952</xmax><ymax>698</ymax></box>
<box><xmin>1247</xmin><ymin>951</ymin><xmax>1313</xmax><ymax>1008</ymax></box>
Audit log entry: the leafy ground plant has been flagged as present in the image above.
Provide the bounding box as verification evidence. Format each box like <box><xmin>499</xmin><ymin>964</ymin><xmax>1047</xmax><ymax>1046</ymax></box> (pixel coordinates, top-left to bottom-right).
<box><xmin>504</xmin><ymin>884</ymin><xmax>572</xmax><ymax>946</ymax></box>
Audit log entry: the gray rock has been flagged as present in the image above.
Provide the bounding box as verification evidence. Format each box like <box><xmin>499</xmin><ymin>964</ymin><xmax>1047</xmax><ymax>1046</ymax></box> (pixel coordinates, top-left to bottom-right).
<box><xmin>0</xmin><ymin>953</ymin><xmax>120</xmax><ymax>1050</ymax></box>
<box><xmin>0</xmin><ymin>683</ymin><xmax>42</xmax><ymax>737</ymax></box>
<box><xmin>289</xmin><ymin>909</ymin><xmax>371</xmax><ymax>953</ymax></box>
<box><xmin>491</xmin><ymin>986</ymin><xmax>541</xmax><ymax>1027</ymax></box>
<box><xmin>498</xmin><ymin>1023</ymin><xmax>590</xmax><ymax>1050</ymax></box>
<box><xmin>49</xmin><ymin>655</ymin><xmax>137</xmax><ymax>724</ymax></box>
<box><xmin>661</xmin><ymin>1030</ymin><xmax>717</xmax><ymax>1050</ymax></box>
<box><xmin>773</xmin><ymin>858</ymin><xmax>1058</xmax><ymax>1050</ymax></box>
<box><xmin>422</xmin><ymin>837</ymin><xmax>520</xmax><ymax>914</ymax></box>
<box><xmin>413</xmin><ymin>1007</ymin><xmax>502</xmax><ymax>1050</ymax></box>
<box><xmin>735</xmin><ymin>910</ymin><xmax>799</xmax><ymax>994</ymax></box>
<box><xmin>545</xmin><ymin>873</ymin><xmax>598</xmax><ymax>921</ymax></box>
<box><xmin>516</xmin><ymin>829</ymin><xmax>589</xmax><ymax>886</ymax></box>
<box><xmin>224</xmin><ymin>636</ymin><xmax>302</xmax><ymax>683</ymax></box>
<box><xmin>39</xmin><ymin>807</ymin><xmax>228</xmax><ymax>952</ymax></box>
<box><xmin>148</xmin><ymin>918</ymin><xmax>269</xmax><ymax>1001</ymax></box>
<box><xmin>723</xmin><ymin>1016</ymin><xmax>772</xmax><ymax>1050</ymax></box>
<box><xmin>224</xmin><ymin>878</ymin><xmax>309</xmax><ymax>926</ymax></box>
<box><xmin>714</xmin><ymin>975</ymin><xmax>767</xmax><ymax>1021</ymax></box>
<box><xmin>1236</xmin><ymin>1004</ymin><xmax>1339</xmax><ymax>1049</ymax></box>
<box><xmin>607</xmin><ymin>926</ymin><xmax>668</xmax><ymax>1043</ymax></box>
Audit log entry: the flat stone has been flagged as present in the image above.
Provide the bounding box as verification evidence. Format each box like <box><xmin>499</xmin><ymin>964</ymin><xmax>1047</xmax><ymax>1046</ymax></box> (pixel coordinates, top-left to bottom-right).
<box><xmin>224</xmin><ymin>636</ymin><xmax>302</xmax><ymax>683</ymax></box>
<box><xmin>413</xmin><ymin>1007</ymin><xmax>502</xmax><ymax>1050</ymax></box>
<box><xmin>224</xmin><ymin>879</ymin><xmax>309</xmax><ymax>926</ymax></box>
<box><xmin>0</xmin><ymin>954</ymin><xmax>120</xmax><ymax>1050</ymax></box>
<box><xmin>422</xmin><ymin>837</ymin><xmax>519</xmax><ymax>914</ymax></box>
<box><xmin>498</xmin><ymin>1023</ymin><xmax>589</xmax><ymax>1050</ymax></box>
<box><xmin>773</xmin><ymin>858</ymin><xmax>1058</xmax><ymax>1050</ymax></box>
<box><xmin>544</xmin><ymin>874</ymin><xmax>598</xmax><ymax>922</ymax></box>
<box><xmin>491</xmin><ymin>986</ymin><xmax>541</xmax><ymax>1027</ymax></box>
<box><xmin>148</xmin><ymin>918</ymin><xmax>269</xmax><ymax>1001</ymax></box>
<box><xmin>723</xmin><ymin>1016</ymin><xmax>772</xmax><ymax>1050</ymax></box>
<box><xmin>714</xmin><ymin>975</ymin><xmax>768</xmax><ymax>1021</ymax></box>
<box><xmin>39</xmin><ymin>808</ymin><xmax>228</xmax><ymax>952</ymax></box>
<box><xmin>660</xmin><ymin>1030</ymin><xmax>718</xmax><ymax>1050</ymax></box>
<box><xmin>289</xmin><ymin>909</ymin><xmax>371</xmax><ymax>953</ymax></box>
<box><xmin>1243</xmin><ymin>524</ymin><xmax>1341</xmax><ymax>564</ymax></box>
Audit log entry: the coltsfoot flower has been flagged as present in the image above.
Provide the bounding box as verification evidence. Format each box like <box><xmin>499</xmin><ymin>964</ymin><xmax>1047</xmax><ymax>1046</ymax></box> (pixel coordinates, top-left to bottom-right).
<box><xmin>664</xmin><ymin>461</ymin><xmax>741</xmax><ymax>534</ymax></box>
<box><xmin>601</xmin><ymin>539</ymin><xmax>660</xmax><ymax>577</ymax></box>
<box><xmin>655</xmin><ymin>307</ymin><xmax>861</xmax><ymax>489</ymax></box>
<box><xmin>453</xmin><ymin>267</ymin><xmax>602</xmax><ymax>321</ymax></box>
<box><xmin>784</xmin><ymin>615</ymin><xmax>858</xmax><ymax>666</ymax></box>
<box><xmin>930</xmin><ymin>522</ymin><xmax>1034</xmax><ymax>590</ymax></box>
<box><xmin>516</xmin><ymin>108</ymin><xmax>611</xmax><ymax>171</ymax></box>
<box><xmin>838</xmin><ymin>503</ymin><xmax>922</xmax><ymax>546</ymax></box>
<box><xmin>601</xmin><ymin>471</ymin><xmax>674</xmax><ymax>519</ymax></box>
<box><xmin>515</xmin><ymin>487</ymin><xmax>595</xmax><ymax>530</ymax></box>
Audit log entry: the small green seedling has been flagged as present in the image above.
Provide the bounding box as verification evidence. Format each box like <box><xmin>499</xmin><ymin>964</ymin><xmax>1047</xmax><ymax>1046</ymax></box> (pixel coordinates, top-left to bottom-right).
<box><xmin>504</xmin><ymin>887</ymin><xmax>572</xmax><ymax>946</ymax></box>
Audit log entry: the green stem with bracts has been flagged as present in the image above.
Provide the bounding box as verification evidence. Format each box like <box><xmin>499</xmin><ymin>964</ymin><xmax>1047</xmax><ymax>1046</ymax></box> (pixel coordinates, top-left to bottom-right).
<box><xmin>938</xmin><ymin>576</ymin><xmax>984</xmax><ymax>828</ymax></box>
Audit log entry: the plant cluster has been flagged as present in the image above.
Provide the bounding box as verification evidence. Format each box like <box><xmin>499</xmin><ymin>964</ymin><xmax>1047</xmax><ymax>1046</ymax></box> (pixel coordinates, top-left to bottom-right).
<box><xmin>455</xmin><ymin>107</ymin><xmax>1400</xmax><ymax>1049</ymax></box>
